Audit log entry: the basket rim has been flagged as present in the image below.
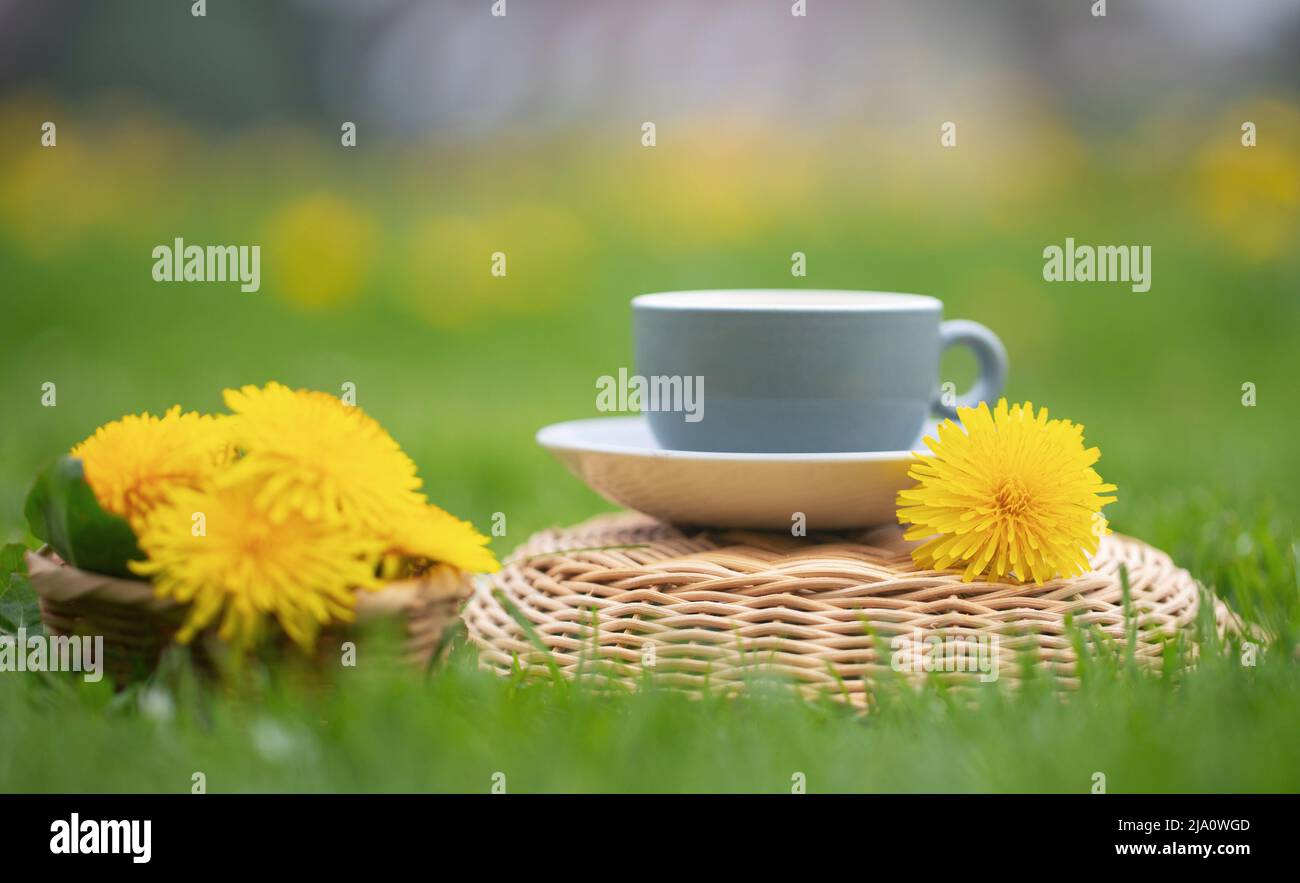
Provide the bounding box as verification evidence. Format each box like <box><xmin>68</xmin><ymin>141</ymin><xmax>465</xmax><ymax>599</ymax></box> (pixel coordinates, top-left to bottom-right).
<box><xmin>23</xmin><ymin>547</ymin><xmax>473</xmax><ymax>619</ymax></box>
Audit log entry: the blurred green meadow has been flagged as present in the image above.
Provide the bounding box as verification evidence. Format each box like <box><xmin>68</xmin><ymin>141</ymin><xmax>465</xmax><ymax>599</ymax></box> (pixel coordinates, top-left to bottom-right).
<box><xmin>1</xmin><ymin>85</ymin><xmax>1299</xmax><ymax>791</ymax></box>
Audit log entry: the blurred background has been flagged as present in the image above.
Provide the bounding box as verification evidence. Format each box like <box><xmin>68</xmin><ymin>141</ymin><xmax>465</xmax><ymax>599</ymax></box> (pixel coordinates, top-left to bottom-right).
<box><xmin>1</xmin><ymin>0</ymin><xmax>1297</xmax><ymax>578</ymax></box>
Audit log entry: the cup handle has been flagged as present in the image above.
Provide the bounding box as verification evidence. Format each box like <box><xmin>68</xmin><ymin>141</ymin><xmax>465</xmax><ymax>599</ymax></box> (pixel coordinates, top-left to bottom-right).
<box><xmin>934</xmin><ymin>319</ymin><xmax>1008</xmax><ymax>420</ymax></box>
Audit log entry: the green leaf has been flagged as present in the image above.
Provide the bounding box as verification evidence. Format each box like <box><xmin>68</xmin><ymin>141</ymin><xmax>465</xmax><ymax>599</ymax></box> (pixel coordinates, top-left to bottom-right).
<box><xmin>0</xmin><ymin>572</ymin><xmax>40</xmax><ymax>635</ymax></box>
<box><xmin>0</xmin><ymin>542</ymin><xmax>27</xmax><ymax>581</ymax></box>
<box><xmin>23</xmin><ymin>456</ymin><xmax>142</xmax><ymax>578</ymax></box>
<box><xmin>1</xmin><ymin>541</ymin><xmax>37</xmax><ymax>633</ymax></box>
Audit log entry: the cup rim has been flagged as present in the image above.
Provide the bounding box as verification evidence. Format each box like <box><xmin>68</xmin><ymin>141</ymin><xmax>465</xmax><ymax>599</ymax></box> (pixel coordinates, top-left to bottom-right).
<box><xmin>632</xmin><ymin>289</ymin><xmax>942</xmax><ymax>312</ymax></box>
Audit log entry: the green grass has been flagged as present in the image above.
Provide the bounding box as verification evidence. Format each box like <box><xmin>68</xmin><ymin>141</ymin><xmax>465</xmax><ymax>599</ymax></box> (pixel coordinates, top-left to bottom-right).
<box><xmin>0</xmin><ymin>107</ymin><xmax>1297</xmax><ymax>792</ymax></box>
<box><xmin>1</xmin><ymin>557</ymin><xmax>1297</xmax><ymax>793</ymax></box>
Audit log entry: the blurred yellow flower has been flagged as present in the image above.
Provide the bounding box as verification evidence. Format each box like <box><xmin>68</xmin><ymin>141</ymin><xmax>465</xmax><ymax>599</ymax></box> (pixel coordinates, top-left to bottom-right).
<box><xmin>0</xmin><ymin>93</ymin><xmax>203</xmax><ymax>259</ymax></box>
<box><xmin>402</xmin><ymin>203</ymin><xmax>588</xmax><ymax>328</ymax></box>
<box><xmin>1194</xmin><ymin>99</ymin><xmax>1300</xmax><ymax>259</ymax></box>
<box><xmin>403</xmin><ymin>213</ymin><xmax>499</xmax><ymax>327</ymax></box>
<box><xmin>0</xmin><ymin>142</ymin><xmax>115</xmax><ymax>259</ymax></box>
<box><xmin>897</xmin><ymin>399</ymin><xmax>1117</xmax><ymax>584</ymax></box>
<box><xmin>263</xmin><ymin>193</ymin><xmax>377</xmax><ymax>309</ymax></box>
<box><xmin>380</xmin><ymin>502</ymin><xmax>499</xmax><ymax>576</ymax></box>
<box><xmin>614</xmin><ymin>122</ymin><xmax>783</xmax><ymax>245</ymax></box>
<box><xmin>70</xmin><ymin>406</ymin><xmax>231</xmax><ymax>527</ymax></box>
<box><xmin>130</xmin><ymin>480</ymin><xmax>382</xmax><ymax>648</ymax></box>
<box><xmin>221</xmin><ymin>382</ymin><xmax>424</xmax><ymax>530</ymax></box>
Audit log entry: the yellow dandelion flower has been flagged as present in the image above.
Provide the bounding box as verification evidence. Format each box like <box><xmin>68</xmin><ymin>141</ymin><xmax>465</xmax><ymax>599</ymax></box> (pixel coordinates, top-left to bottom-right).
<box><xmin>378</xmin><ymin>502</ymin><xmax>500</xmax><ymax>579</ymax></box>
<box><xmin>70</xmin><ymin>406</ymin><xmax>231</xmax><ymax>526</ymax></box>
<box><xmin>221</xmin><ymin>382</ymin><xmax>424</xmax><ymax>529</ymax></box>
<box><xmin>263</xmin><ymin>193</ymin><xmax>376</xmax><ymax>311</ymax></box>
<box><xmin>896</xmin><ymin>399</ymin><xmax>1118</xmax><ymax>584</ymax></box>
<box><xmin>130</xmin><ymin>481</ymin><xmax>382</xmax><ymax>649</ymax></box>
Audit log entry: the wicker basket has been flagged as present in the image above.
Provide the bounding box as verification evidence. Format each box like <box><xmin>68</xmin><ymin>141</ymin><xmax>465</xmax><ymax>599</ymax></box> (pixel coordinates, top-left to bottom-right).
<box><xmin>26</xmin><ymin>549</ymin><xmax>473</xmax><ymax>682</ymax></box>
<box><xmin>465</xmin><ymin>512</ymin><xmax>1234</xmax><ymax>704</ymax></box>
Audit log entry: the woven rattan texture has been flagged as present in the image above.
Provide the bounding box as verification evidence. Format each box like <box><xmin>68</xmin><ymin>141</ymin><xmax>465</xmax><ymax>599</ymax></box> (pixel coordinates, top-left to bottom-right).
<box><xmin>28</xmin><ymin>551</ymin><xmax>470</xmax><ymax>681</ymax></box>
<box><xmin>465</xmin><ymin>512</ymin><xmax>1226</xmax><ymax>703</ymax></box>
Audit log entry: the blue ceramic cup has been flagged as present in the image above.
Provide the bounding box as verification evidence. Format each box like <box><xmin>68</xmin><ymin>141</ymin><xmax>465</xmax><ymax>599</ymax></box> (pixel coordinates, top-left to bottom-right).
<box><xmin>632</xmin><ymin>290</ymin><xmax>1007</xmax><ymax>453</ymax></box>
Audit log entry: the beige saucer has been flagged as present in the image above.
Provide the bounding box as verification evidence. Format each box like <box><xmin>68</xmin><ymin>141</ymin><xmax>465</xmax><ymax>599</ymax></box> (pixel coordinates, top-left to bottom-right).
<box><xmin>537</xmin><ymin>416</ymin><xmax>939</xmax><ymax>530</ymax></box>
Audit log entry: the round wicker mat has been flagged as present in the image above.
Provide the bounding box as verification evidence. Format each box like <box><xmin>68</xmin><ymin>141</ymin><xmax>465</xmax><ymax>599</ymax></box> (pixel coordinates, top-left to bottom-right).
<box><xmin>464</xmin><ymin>512</ymin><xmax>1229</xmax><ymax>704</ymax></box>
